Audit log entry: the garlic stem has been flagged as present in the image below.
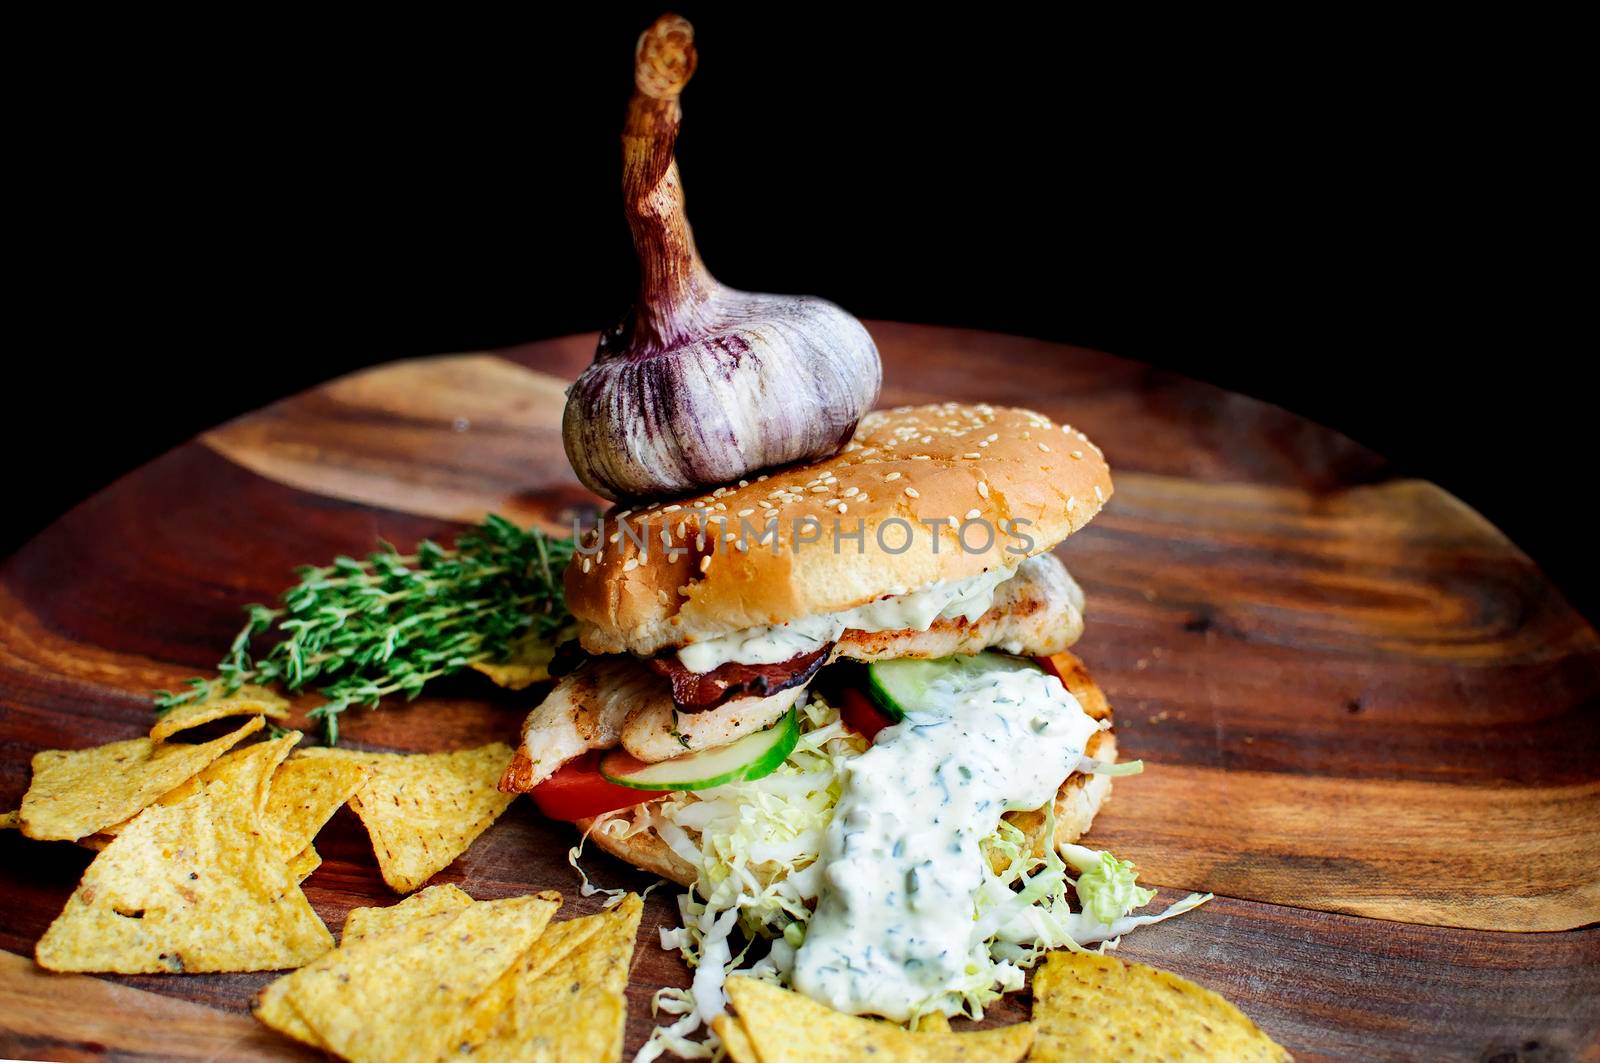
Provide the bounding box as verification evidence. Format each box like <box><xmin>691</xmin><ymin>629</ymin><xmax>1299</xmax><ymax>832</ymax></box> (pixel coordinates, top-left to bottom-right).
<box><xmin>618</xmin><ymin>15</ymin><xmax>717</xmax><ymax>354</ymax></box>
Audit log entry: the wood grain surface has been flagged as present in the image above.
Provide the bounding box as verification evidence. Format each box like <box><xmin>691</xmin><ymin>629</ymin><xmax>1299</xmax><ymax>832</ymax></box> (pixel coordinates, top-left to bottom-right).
<box><xmin>1</xmin><ymin>322</ymin><xmax>1596</xmax><ymax>1061</ymax></box>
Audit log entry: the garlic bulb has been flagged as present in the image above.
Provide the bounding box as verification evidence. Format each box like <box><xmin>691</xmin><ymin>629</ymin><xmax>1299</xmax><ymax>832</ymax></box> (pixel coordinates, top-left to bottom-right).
<box><xmin>563</xmin><ymin>14</ymin><xmax>881</xmax><ymax>503</ymax></box>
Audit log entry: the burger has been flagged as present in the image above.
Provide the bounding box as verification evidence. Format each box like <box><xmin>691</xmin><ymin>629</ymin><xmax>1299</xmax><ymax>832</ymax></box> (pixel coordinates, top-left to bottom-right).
<box><xmin>500</xmin><ymin>403</ymin><xmax>1205</xmax><ymax>1043</ymax></box>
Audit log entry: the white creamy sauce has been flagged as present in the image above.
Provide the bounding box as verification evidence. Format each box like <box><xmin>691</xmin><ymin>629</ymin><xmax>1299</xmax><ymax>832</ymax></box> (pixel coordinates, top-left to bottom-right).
<box><xmin>676</xmin><ymin>565</ymin><xmax>1017</xmax><ymax>674</ymax></box>
<box><xmin>790</xmin><ymin>665</ymin><xmax>1099</xmax><ymax>1020</ymax></box>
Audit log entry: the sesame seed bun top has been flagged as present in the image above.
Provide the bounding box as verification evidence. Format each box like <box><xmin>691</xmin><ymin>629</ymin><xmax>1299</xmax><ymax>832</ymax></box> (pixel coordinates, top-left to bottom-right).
<box><xmin>565</xmin><ymin>403</ymin><xmax>1113</xmax><ymax>658</ymax></box>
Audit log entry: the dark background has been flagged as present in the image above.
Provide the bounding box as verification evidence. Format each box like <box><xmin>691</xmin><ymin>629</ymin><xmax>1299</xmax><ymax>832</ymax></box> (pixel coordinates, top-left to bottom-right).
<box><xmin>9</xmin><ymin>8</ymin><xmax>1588</xmax><ymax>617</ymax></box>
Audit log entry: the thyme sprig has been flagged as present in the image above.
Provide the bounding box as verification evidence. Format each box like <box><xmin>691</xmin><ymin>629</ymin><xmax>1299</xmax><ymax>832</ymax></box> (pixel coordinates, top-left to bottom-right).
<box><xmin>154</xmin><ymin>514</ymin><xmax>574</xmax><ymax>744</ymax></box>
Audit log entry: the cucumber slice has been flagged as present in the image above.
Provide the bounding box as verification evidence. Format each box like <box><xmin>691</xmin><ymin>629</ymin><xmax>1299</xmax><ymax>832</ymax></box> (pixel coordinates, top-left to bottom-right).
<box><xmin>600</xmin><ymin>707</ymin><xmax>799</xmax><ymax>791</ymax></box>
<box><xmin>866</xmin><ymin>652</ymin><xmax>1044</xmax><ymax>718</ymax></box>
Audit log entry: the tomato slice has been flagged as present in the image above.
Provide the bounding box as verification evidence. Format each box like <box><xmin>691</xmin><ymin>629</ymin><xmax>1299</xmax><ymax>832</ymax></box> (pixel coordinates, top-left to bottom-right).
<box><xmin>838</xmin><ymin>686</ymin><xmax>895</xmax><ymax>740</ymax></box>
<box><xmin>1034</xmin><ymin>654</ymin><xmax>1073</xmax><ymax>683</ymax></box>
<box><xmin>530</xmin><ymin>751</ymin><xmax>668</xmax><ymax>821</ymax></box>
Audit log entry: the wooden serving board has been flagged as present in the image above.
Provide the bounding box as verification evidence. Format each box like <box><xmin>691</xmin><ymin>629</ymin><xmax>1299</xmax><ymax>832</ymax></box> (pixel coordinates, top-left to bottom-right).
<box><xmin>1</xmin><ymin>323</ymin><xmax>1596</xmax><ymax>1062</ymax></box>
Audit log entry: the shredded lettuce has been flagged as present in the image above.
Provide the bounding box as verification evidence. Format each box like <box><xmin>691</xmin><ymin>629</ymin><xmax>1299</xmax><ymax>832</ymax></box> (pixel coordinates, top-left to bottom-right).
<box><xmin>1079</xmin><ymin>757</ymin><xmax>1145</xmax><ymax>777</ymax></box>
<box><xmin>580</xmin><ymin>694</ymin><xmax>1211</xmax><ymax>1062</ymax></box>
<box><xmin>1071</xmin><ymin>847</ymin><xmax>1157</xmax><ymax>924</ymax></box>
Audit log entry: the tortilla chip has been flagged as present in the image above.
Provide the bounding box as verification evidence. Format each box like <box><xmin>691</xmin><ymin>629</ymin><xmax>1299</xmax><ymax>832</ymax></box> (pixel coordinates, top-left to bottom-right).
<box><xmin>527</xmin><ymin>893</ymin><xmax>641</xmax><ymax>995</ymax></box>
<box><xmin>150</xmin><ymin>684</ymin><xmax>290</xmax><ymax>742</ymax></box>
<box><xmin>713</xmin><ymin>1014</ymin><xmax>761</xmax><ymax>1063</ymax></box>
<box><xmin>725</xmin><ymin>976</ymin><xmax>1034</xmax><ymax>1063</ymax></box>
<box><xmin>18</xmin><ymin>717</ymin><xmax>263</xmax><ymax>841</ymax></box>
<box><xmin>266</xmin><ymin>892</ymin><xmax>561</xmax><ymax>1062</ymax></box>
<box><xmin>914</xmin><ymin>1013</ymin><xmax>953</xmax><ymax>1033</ymax></box>
<box><xmin>475</xmin><ymin>894</ymin><xmax>642</xmax><ymax>1062</ymax></box>
<box><xmin>1030</xmin><ymin>952</ymin><xmax>1292</xmax><ymax>1062</ymax></box>
<box><xmin>936</xmin><ymin>1024</ymin><xmax>1035</xmax><ymax>1059</ymax></box>
<box><xmin>173</xmin><ymin>731</ymin><xmax>302</xmax><ymax>810</ymax></box>
<box><xmin>342</xmin><ymin>883</ymin><xmax>477</xmax><ymax>943</ymax></box>
<box><xmin>253</xmin><ymin>986</ymin><xmax>326</xmax><ymax>1052</ymax></box>
<box><xmin>300</xmin><ymin>743</ymin><xmax>517</xmax><ymax>893</ymax></box>
<box><xmin>470</xmin><ymin>628</ymin><xmax>564</xmax><ymax>690</ymax></box>
<box><xmin>287</xmin><ymin>845</ymin><xmax>321</xmax><ymax>882</ymax></box>
<box><xmin>258</xmin><ymin>907</ymin><xmax>495</xmax><ymax>1054</ymax></box>
<box><xmin>266</xmin><ymin>754</ymin><xmax>368</xmax><ymax>858</ymax></box>
<box><xmin>34</xmin><ymin>772</ymin><xmax>333</xmax><ymax>973</ymax></box>
<box><xmin>489</xmin><ymin>991</ymin><xmax>624</xmax><ymax>1063</ymax></box>
<box><xmin>255</xmin><ymin>945</ymin><xmax>347</xmax><ymax>1053</ymax></box>
<box><xmin>470</xmin><ymin>905</ymin><xmax>614</xmax><ymax>1060</ymax></box>
<box><xmin>80</xmin><ymin>733</ymin><xmax>300</xmax><ymax>850</ymax></box>
<box><xmin>512</xmin><ymin>896</ymin><xmax>636</xmax><ymax>1056</ymax></box>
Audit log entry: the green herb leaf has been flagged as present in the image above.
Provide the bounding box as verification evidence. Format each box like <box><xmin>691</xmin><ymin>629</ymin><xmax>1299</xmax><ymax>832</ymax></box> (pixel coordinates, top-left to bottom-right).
<box><xmin>153</xmin><ymin>515</ymin><xmax>575</xmax><ymax>743</ymax></box>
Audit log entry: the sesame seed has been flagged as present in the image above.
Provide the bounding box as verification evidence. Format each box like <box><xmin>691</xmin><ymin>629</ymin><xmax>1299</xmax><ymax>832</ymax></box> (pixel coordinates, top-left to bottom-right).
<box><xmin>838</xmin><ymin>503</ymin><xmax>848</xmax><ymax>513</ymax></box>
<box><xmin>884</xmin><ymin>472</ymin><xmax>902</xmax><ymax>481</ymax></box>
<box><xmin>738</xmin><ymin>508</ymin><xmax>755</xmax><ymax>517</ymax></box>
<box><xmin>965</xmin><ymin>508</ymin><xmax>981</xmax><ymax>520</ymax></box>
<box><xmin>736</xmin><ymin>540</ymin><xmax>748</xmax><ymax>552</ymax></box>
<box><xmin>658</xmin><ymin>589</ymin><xmax>670</xmax><ymax>604</ymax></box>
<box><xmin>904</xmin><ymin>486</ymin><xmax>920</xmax><ymax>498</ymax></box>
<box><xmin>947</xmin><ymin>515</ymin><xmax>958</xmax><ymax>529</ymax></box>
<box><xmin>700</xmin><ymin>555</ymin><xmax>712</xmax><ymax>572</ymax></box>
<box><xmin>623</xmin><ymin>557</ymin><xmax>639</xmax><ymax>572</ymax></box>
<box><xmin>715</xmin><ymin>502</ymin><xmax>727</xmax><ymax>511</ymax></box>
<box><xmin>987</xmin><ymin>434</ymin><xmax>999</xmax><ymax>442</ymax></box>
<box><xmin>1070</xmin><ymin>449</ymin><xmax>1084</xmax><ymax>460</ymax></box>
<box><xmin>978</xmin><ymin>482</ymin><xmax>989</xmax><ymax>498</ymax></box>
<box><xmin>963</xmin><ymin>452</ymin><xmax>980</xmax><ymax>459</ymax></box>
<box><xmin>978</xmin><ymin>440</ymin><xmax>989</xmax><ymax>447</ymax></box>
<box><xmin>724</xmin><ymin>532</ymin><xmax>737</xmax><ymax>543</ymax></box>
<box><xmin>663</xmin><ymin>504</ymin><xmax>682</xmax><ymax>513</ymax></box>
<box><xmin>609</xmin><ymin>532</ymin><xmax>621</xmax><ymax>544</ymax></box>
<box><xmin>1094</xmin><ymin>485</ymin><xmax>1105</xmax><ymax>501</ymax></box>
<box><xmin>810</xmin><ymin>485</ymin><xmax>829</xmax><ymax>493</ymax></box>
<box><xmin>581</xmin><ymin>558</ymin><xmax>592</xmax><ymax>573</ymax></box>
<box><xmin>758</xmin><ymin>500</ymin><xmax>773</xmax><ymax>509</ymax></box>
<box><xmin>617</xmin><ymin>509</ymin><xmax>633</xmax><ymax>519</ymax></box>
<box><xmin>843</xmin><ymin>485</ymin><xmax>860</xmax><ymax>497</ymax></box>
<box><xmin>739</xmin><ymin>479</ymin><xmax>749</xmax><ymax>488</ymax></box>
<box><xmin>1038</xmin><ymin>442</ymin><xmax>1051</xmax><ymax>452</ymax></box>
<box><xmin>911</xmin><ymin>455</ymin><xmax>931</xmax><ymax>461</ymax></box>
<box><xmin>1067</xmin><ymin>497</ymin><xmax>1079</xmax><ymax>511</ymax></box>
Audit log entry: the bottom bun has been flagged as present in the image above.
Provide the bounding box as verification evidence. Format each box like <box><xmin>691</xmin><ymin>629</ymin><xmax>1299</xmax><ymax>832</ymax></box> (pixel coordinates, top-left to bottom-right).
<box><xmin>577</xmin><ymin>651</ymin><xmax>1118</xmax><ymax>889</ymax></box>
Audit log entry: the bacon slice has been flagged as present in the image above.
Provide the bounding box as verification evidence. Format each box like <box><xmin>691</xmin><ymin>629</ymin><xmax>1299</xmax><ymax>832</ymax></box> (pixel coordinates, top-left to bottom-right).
<box><xmin>646</xmin><ymin>643</ymin><xmax>832</xmax><ymax>713</ymax></box>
